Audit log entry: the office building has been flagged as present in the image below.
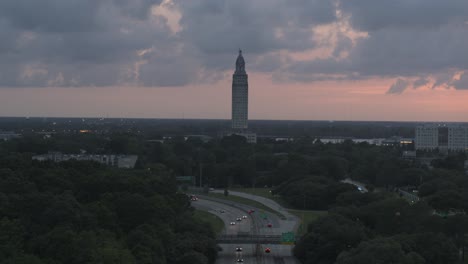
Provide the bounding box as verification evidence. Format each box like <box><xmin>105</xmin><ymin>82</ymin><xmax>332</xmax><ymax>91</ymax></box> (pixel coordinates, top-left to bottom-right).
<box><xmin>415</xmin><ymin>125</ymin><xmax>439</xmax><ymax>150</ymax></box>
<box><xmin>415</xmin><ymin>124</ymin><xmax>468</xmax><ymax>152</ymax></box>
<box><xmin>232</xmin><ymin>49</ymin><xmax>248</xmax><ymax>130</ymax></box>
<box><xmin>226</xmin><ymin>50</ymin><xmax>257</xmax><ymax>143</ymax></box>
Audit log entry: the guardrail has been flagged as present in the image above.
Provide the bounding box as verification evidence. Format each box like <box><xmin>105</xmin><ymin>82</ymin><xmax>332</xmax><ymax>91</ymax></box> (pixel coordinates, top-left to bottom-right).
<box><xmin>397</xmin><ymin>189</ymin><xmax>420</xmax><ymax>203</ymax></box>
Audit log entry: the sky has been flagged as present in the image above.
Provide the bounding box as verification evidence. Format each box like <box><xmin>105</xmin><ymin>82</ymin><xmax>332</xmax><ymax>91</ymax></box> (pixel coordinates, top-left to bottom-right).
<box><xmin>0</xmin><ymin>0</ymin><xmax>468</xmax><ymax>121</ymax></box>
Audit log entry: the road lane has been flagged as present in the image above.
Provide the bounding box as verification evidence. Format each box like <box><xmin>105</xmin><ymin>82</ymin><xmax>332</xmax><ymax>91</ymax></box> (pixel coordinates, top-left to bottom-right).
<box><xmin>192</xmin><ymin>197</ymin><xmax>301</xmax><ymax>264</ymax></box>
<box><xmin>192</xmin><ymin>199</ymin><xmax>251</xmax><ymax>235</ymax></box>
<box><xmin>210</xmin><ymin>190</ymin><xmax>299</xmax><ymax>233</ymax></box>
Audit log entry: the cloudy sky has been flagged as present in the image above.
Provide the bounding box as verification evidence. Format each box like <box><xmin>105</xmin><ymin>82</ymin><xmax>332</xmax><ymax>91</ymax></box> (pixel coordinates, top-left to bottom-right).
<box><xmin>1</xmin><ymin>0</ymin><xmax>468</xmax><ymax>121</ymax></box>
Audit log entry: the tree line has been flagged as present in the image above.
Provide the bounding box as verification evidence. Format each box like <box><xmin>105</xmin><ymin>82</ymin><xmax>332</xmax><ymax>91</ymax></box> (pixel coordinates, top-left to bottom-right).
<box><xmin>2</xmin><ymin>132</ymin><xmax>468</xmax><ymax>263</ymax></box>
<box><xmin>0</xmin><ymin>153</ymin><xmax>217</xmax><ymax>264</ymax></box>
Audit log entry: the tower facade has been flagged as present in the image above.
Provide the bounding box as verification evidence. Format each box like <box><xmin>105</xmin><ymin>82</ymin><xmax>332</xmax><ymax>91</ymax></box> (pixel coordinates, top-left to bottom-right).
<box><xmin>232</xmin><ymin>50</ymin><xmax>248</xmax><ymax>130</ymax></box>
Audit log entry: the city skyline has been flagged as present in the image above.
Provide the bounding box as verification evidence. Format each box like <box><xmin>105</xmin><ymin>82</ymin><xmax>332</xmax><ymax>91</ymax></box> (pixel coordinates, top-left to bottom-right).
<box><xmin>0</xmin><ymin>1</ymin><xmax>468</xmax><ymax>122</ymax></box>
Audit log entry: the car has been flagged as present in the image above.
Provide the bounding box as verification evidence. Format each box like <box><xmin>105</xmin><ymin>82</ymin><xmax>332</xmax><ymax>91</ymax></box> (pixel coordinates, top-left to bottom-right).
<box><xmin>265</xmin><ymin>247</ymin><xmax>271</xmax><ymax>253</ymax></box>
<box><xmin>267</xmin><ymin>223</ymin><xmax>272</xmax><ymax>228</ymax></box>
<box><xmin>230</xmin><ymin>222</ymin><xmax>236</xmax><ymax>225</ymax></box>
<box><xmin>209</xmin><ymin>188</ymin><xmax>215</xmax><ymax>191</ymax></box>
<box><xmin>220</xmin><ymin>210</ymin><xmax>225</xmax><ymax>213</ymax></box>
<box><xmin>236</xmin><ymin>217</ymin><xmax>242</xmax><ymax>221</ymax></box>
<box><xmin>235</xmin><ymin>247</ymin><xmax>243</xmax><ymax>252</ymax></box>
<box><xmin>242</xmin><ymin>215</ymin><xmax>247</xmax><ymax>219</ymax></box>
<box><xmin>236</xmin><ymin>259</ymin><xmax>244</xmax><ymax>262</ymax></box>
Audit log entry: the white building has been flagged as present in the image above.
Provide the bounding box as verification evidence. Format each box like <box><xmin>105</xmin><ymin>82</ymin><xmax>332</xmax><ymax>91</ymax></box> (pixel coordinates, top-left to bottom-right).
<box><xmin>232</xmin><ymin>50</ymin><xmax>248</xmax><ymax>130</ymax></box>
<box><xmin>415</xmin><ymin>125</ymin><xmax>439</xmax><ymax>150</ymax></box>
<box><xmin>448</xmin><ymin>126</ymin><xmax>468</xmax><ymax>151</ymax></box>
<box><xmin>32</xmin><ymin>152</ymin><xmax>138</xmax><ymax>168</ymax></box>
<box><xmin>415</xmin><ymin>124</ymin><xmax>468</xmax><ymax>151</ymax></box>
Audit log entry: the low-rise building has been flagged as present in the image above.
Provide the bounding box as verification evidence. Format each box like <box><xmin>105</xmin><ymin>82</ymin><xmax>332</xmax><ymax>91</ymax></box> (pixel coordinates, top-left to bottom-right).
<box><xmin>237</xmin><ymin>132</ymin><xmax>257</xmax><ymax>144</ymax></box>
<box><xmin>32</xmin><ymin>152</ymin><xmax>138</xmax><ymax>168</ymax></box>
<box><xmin>223</xmin><ymin>131</ymin><xmax>257</xmax><ymax>144</ymax></box>
<box><xmin>0</xmin><ymin>131</ymin><xmax>22</xmax><ymax>141</ymax></box>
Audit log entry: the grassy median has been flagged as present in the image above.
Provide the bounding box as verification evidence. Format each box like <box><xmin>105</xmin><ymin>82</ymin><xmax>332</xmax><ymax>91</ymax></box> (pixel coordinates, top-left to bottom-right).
<box><xmin>193</xmin><ymin>210</ymin><xmax>225</xmax><ymax>234</ymax></box>
<box><xmin>228</xmin><ymin>188</ymin><xmax>328</xmax><ymax>235</ymax></box>
<box><xmin>231</xmin><ymin>187</ymin><xmax>288</xmax><ymax>206</ymax></box>
<box><xmin>288</xmin><ymin>209</ymin><xmax>327</xmax><ymax>235</ymax></box>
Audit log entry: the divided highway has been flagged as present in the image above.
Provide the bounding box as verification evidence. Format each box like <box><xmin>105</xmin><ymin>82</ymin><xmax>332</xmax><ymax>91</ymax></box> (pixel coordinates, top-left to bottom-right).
<box><xmin>192</xmin><ymin>196</ymin><xmax>300</xmax><ymax>264</ymax></box>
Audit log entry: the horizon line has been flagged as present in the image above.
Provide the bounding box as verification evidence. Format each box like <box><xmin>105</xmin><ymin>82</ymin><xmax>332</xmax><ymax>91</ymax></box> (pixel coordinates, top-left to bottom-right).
<box><xmin>0</xmin><ymin>115</ymin><xmax>467</xmax><ymax>124</ymax></box>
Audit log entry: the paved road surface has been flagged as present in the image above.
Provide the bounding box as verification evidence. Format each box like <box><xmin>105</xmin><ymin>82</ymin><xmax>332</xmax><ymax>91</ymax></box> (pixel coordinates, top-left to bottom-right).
<box><xmin>192</xmin><ymin>198</ymin><xmax>300</xmax><ymax>264</ymax></box>
<box><xmin>341</xmin><ymin>178</ymin><xmax>369</xmax><ymax>193</ymax></box>
<box><xmin>210</xmin><ymin>190</ymin><xmax>299</xmax><ymax>233</ymax></box>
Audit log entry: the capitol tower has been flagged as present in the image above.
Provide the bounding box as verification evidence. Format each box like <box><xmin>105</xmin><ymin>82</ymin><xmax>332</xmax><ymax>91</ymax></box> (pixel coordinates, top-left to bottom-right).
<box><xmin>232</xmin><ymin>49</ymin><xmax>248</xmax><ymax>130</ymax></box>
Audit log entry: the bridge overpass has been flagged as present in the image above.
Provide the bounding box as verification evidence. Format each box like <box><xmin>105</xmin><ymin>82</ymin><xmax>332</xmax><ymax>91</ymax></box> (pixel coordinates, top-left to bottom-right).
<box><xmin>216</xmin><ymin>234</ymin><xmax>296</xmax><ymax>245</ymax></box>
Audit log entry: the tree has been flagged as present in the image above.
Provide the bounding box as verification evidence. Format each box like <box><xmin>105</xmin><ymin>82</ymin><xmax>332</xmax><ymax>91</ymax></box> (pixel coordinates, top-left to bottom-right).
<box><xmin>427</xmin><ymin>190</ymin><xmax>463</xmax><ymax>211</ymax></box>
<box><xmin>335</xmin><ymin>238</ymin><xmax>425</xmax><ymax>264</ymax></box>
<box><xmin>0</xmin><ymin>218</ymin><xmax>25</xmax><ymax>259</ymax></box>
<box><xmin>294</xmin><ymin>214</ymin><xmax>368</xmax><ymax>264</ymax></box>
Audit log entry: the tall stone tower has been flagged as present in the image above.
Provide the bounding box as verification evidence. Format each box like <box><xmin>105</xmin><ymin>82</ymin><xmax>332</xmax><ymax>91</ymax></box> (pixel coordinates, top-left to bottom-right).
<box><xmin>232</xmin><ymin>50</ymin><xmax>248</xmax><ymax>130</ymax></box>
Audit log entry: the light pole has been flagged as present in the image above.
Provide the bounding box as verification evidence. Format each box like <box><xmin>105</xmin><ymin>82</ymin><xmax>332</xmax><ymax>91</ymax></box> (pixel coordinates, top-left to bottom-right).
<box><xmin>199</xmin><ymin>162</ymin><xmax>203</xmax><ymax>188</ymax></box>
<box><xmin>252</xmin><ymin>146</ymin><xmax>256</xmax><ymax>191</ymax></box>
<box><xmin>198</xmin><ymin>148</ymin><xmax>203</xmax><ymax>188</ymax></box>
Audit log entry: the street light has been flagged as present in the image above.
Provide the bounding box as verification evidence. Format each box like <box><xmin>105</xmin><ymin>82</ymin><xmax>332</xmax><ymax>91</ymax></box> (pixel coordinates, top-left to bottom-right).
<box><xmin>198</xmin><ymin>148</ymin><xmax>203</xmax><ymax>188</ymax></box>
<box><xmin>301</xmin><ymin>191</ymin><xmax>306</xmax><ymax>234</ymax></box>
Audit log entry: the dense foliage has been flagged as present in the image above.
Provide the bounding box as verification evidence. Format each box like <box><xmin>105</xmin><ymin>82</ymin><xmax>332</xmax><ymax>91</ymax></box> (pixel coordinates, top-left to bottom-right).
<box><xmin>0</xmin><ymin>154</ymin><xmax>217</xmax><ymax>264</ymax></box>
<box><xmin>294</xmin><ymin>195</ymin><xmax>468</xmax><ymax>264</ymax></box>
<box><xmin>2</xmin><ymin>127</ymin><xmax>468</xmax><ymax>263</ymax></box>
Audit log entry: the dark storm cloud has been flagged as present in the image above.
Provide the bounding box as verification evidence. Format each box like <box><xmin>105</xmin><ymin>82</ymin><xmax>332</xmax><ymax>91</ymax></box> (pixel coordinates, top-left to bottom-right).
<box><xmin>251</xmin><ymin>53</ymin><xmax>291</xmax><ymax>73</ymax></box>
<box><xmin>174</xmin><ymin>0</ymin><xmax>336</xmax><ymax>70</ymax></box>
<box><xmin>282</xmin><ymin>16</ymin><xmax>468</xmax><ymax>92</ymax></box>
<box><xmin>413</xmin><ymin>77</ymin><xmax>430</xmax><ymax>89</ymax></box>
<box><xmin>1</xmin><ymin>0</ymin><xmax>467</xmax><ymax>90</ymax></box>
<box><xmin>387</xmin><ymin>79</ymin><xmax>409</xmax><ymax>94</ymax></box>
<box><xmin>0</xmin><ymin>0</ymin><xmax>174</xmax><ymax>87</ymax></box>
<box><xmin>339</xmin><ymin>0</ymin><xmax>468</xmax><ymax>31</ymax></box>
<box><xmin>453</xmin><ymin>73</ymin><xmax>468</xmax><ymax>90</ymax></box>
<box><xmin>112</xmin><ymin>0</ymin><xmax>164</xmax><ymax>19</ymax></box>
<box><xmin>0</xmin><ymin>0</ymin><xmax>101</xmax><ymax>32</ymax></box>
<box><xmin>0</xmin><ymin>0</ymin><xmax>336</xmax><ymax>87</ymax></box>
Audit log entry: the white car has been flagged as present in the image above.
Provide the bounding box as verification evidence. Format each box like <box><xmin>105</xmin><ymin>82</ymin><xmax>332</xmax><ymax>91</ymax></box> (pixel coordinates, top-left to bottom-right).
<box><xmin>235</xmin><ymin>247</ymin><xmax>243</xmax><ymax>252</ymax></box>
<box><xmin>242</xmin><ymin>215</ymin><xmax>247</xmax><ymax>219</ymax></box>
<box><xmin>237</xmin><ymin>259</ymin><xmax>244</xmax><ymax>262</ymax></box>
<box><xmin>236</xmin><ymin>217</ymin><xmax>242</xmax><ymax>221</ymax></box>
<box><xmin>230</xmin><ymin>221</ymin><xmax>236</xmax><ymax>225</ymax></box>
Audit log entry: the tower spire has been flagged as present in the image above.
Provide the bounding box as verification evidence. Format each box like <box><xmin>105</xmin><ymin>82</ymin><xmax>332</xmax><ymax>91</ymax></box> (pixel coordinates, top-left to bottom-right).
<box><xmin>235</xmin><ymin>49</ymin><xmax>245</xmax><ymax>74</ymax></box>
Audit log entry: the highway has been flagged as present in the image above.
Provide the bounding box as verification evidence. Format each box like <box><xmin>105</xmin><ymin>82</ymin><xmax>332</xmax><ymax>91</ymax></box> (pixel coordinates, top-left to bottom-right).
<box><xmin>341</xmin><ymin>178</ymin><xmax>369</xmax><ymax>193</ymax></box>
<box><xmin>192</xmin><ymin>197</ymin><xmax>300</xmax><ymax>264</ymax></box>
